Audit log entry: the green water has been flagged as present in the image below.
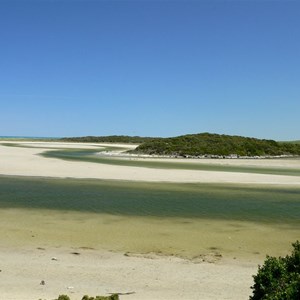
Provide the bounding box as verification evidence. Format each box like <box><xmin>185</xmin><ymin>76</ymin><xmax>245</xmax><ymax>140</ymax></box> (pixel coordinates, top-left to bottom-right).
<box><xmin>41</xmin><ymin>148</ymin><xmax>300</xmax><ymax>177</ymax></box>
<box><xmin>1</xmin><ymin>176</ymin><xmax>299</xmax><ymax>259</ymax></box>
<box><xmin>1</xmin><ymin>176</ymin><xmax>299</xmax><ymax>225</ymax></box>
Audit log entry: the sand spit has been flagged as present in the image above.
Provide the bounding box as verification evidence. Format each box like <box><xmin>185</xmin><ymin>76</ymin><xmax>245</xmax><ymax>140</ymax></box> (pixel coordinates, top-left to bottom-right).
<box><xmin>0</xmin><ymin>141</ymin><xmax>300</xmax><ymax>185</ymax></box>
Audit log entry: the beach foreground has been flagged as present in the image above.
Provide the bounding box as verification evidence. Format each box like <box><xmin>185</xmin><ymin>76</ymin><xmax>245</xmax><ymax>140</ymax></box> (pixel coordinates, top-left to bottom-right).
<box><xmin>0</xmin><ymin>141</ymin><xmax>299</xmax><ymax>299</ymax></box>
<box><xmin>0</xmin><ymin>246</ymin><xmax>256</xmax><ymax>300</ymax></box>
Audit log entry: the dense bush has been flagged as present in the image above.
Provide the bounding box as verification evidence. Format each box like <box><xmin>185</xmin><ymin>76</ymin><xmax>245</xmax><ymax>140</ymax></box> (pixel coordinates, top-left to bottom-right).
<box><xmin>250</xmin><ymin>241</ymin><xmax>300</xmax><ymax>299</ymax></box>
<box><xmin>133</xmin><ymin>133</ymin><xmax>300</xmax><ymax>157</ymax></box>
<box><xmin>61</xmin><ymin>135</ymin><xmax>158</xmax><ymax>144</ymax></box>
<box><xmin>60</xmin><ymin>133</ymin><xmax>300</xmax><ymax>157</ymax></box>
<box><xmin>81</xmin><ymin>295</ymin><xmax>119</xmax><ymax>300</ymax></box>
<box><xmin>56</xmin><ymin>296</ymin><xmax>70</xmax><ymax>300</ymax></box>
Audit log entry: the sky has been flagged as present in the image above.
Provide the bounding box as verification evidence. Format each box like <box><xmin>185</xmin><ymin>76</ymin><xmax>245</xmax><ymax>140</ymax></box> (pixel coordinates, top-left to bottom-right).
<box><xmin>0</xmin><ymin>0</ymin><xmax>299</xmax><ymax>140</ymax></box>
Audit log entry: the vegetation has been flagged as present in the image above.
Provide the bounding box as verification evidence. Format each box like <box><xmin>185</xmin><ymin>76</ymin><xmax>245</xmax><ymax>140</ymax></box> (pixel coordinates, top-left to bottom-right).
<box><xmin>60</xmin><ymin>135</ymin><xmax>158</xmax><ymax>144</ymax></box>
<box><xmin>55</xmin><ymin>294</ymin><xmax>119</xmax><ymax>300</ymax></box>
<box><xmin>131</xmin><ymin>133</ymin><xmax>300</xmax><ymax>157</ymax></box>
<box><xmin>82</xmin><ymin>296</ymin><xmax>119</xmax><ymax>300</ymax></box>
<box><xmin>56</xmin><ymin>296</ymin><xmax>71</xmax><ymax>300</ymax></box>
<box><xmin>60</xmin><ymin>133</ymin><xmax>300</xmax><ymax>157</ymax></box>
<box><xmin>250</xmin><ymin>241</ymin><xmax>300</xmax><ymax>300</ymax></box>
<box><xmin>281</xmin><ymin>140</ymin><xmax>300</xmax><ymax>145</ymax></box>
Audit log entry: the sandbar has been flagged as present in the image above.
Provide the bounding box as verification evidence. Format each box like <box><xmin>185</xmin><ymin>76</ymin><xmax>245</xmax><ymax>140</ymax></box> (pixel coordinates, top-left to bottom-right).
<box><xmin>1</xmin><ymin>141</ymin><xmax>300</xmax><ymax>185</ymax></box>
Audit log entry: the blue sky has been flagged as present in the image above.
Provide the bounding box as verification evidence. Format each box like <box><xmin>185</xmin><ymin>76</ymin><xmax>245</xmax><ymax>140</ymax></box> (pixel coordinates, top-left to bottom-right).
<box><xmin>0</xmin><ymin>0</ymin><xmax>299</xmax><ymax>140</ymax></box>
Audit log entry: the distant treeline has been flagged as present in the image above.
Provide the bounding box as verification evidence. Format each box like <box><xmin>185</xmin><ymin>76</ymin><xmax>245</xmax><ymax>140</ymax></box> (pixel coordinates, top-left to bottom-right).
<box><xmin>282</xmin><ymin>140</ymin><xmax>300</xmax><ymax>144</ymax></box>
<box><xmin>61</xmin><ymin>133</ymin><xmax>300</xmax><ymax>157</ymax></box>
<box><xmin>61</xmin><ymin>135</ymin><xmax>159</xmax><ymax>144</ymax></box>
<box><xmin>131</xmin><ymin>133</ymin><xmax>300</xmax><ymax>157</ymax></box>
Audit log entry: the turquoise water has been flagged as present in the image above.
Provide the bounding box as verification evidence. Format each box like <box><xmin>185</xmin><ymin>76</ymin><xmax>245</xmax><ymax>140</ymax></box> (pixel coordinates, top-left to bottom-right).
<box><xmin>1</xmin><ymin>176</ymin><xmax>299</xmax><ymax>225</ymax></box>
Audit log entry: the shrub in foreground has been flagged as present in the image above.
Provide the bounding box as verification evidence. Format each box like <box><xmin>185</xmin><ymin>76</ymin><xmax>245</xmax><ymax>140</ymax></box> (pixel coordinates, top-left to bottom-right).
<box><xmin>250</xmin><ymin>241</ymin><xmax>300</xmax><ymax>299</ymax></box>
<box><xmin>57</xmin><ymin>296</ymin><xmax>70</xmax><ymax>300</ymax></box>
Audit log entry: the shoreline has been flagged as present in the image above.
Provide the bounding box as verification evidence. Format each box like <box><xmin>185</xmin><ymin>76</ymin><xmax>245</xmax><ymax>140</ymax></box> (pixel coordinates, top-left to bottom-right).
<box><xmin>1</xmin><ymin>141</ymin><xmax>300</xmax><ymax>185</ymax></box>
<box><xmin>1</xmin><ymin>141</ymin><xmax>299</xmax><ymax>299</ymax></box>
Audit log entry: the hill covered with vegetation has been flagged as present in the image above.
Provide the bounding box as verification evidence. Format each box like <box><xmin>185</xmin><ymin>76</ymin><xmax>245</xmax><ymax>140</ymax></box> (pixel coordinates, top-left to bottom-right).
<box><xmin>131</xmin><ymin>133</ymin><xmax>300</xmax><ymax>157</ymax></box>
<box><xmin>282</xmin><ymin>140</ymin><xmax>300</xmax><ymax>144</ymax></box>
<box><xmin>61</xmin><ymin>135</ymin><xmax>159</xmax><ymax>144</ymax></box>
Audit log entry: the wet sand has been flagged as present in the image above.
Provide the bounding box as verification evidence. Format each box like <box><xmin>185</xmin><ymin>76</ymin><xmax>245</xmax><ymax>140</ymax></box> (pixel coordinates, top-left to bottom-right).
<box><xmin>0</xmin><ymin>208</ymin><xmax>263</xmax><ymax>300</ymax></box>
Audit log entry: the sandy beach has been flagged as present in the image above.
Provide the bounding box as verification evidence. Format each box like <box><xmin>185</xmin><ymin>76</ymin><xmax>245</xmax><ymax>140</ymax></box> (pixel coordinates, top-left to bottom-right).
<box><xmin>1</xmin><ymin>141</ymin><xmax>299</xmax><ymax>299</ymax></box>
<box><xmin>3</xmin><ymin>1</ymin><xmax>300</xmax><ymax>298</ymax></box>
<box><xmin>0</xmin><ymin>245</ymin><xmax>257</xmax><ymax>300</ymax></box>
<box><xmin>1</xmin><ymin>141</ymin><xmax>300</xmax><ymax>185</ymax></box>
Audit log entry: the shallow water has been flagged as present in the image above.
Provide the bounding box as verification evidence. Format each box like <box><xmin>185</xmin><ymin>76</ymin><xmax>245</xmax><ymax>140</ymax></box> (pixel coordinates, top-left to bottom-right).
<box><xmin>0</xmin><ymin>176</ymin><xmax>299</xmax><ymax>260</ymax></box>
<box><xmin>41</xmin><ymin>148</ymin><xmax>300</xmax><ymax>176</ymax></box>
<box><xmin>1</xmin><ymin>176</ymin><xmax>300</xmax><ymax>223</ymax></box>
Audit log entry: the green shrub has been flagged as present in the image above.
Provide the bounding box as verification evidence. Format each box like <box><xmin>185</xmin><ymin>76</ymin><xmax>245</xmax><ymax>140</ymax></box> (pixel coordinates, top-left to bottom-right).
<box><xmin>132</xmin><ymin>133</ymin><xmax>300</xmax><ymax>157</ymax></box>
<box><xmin>57</xmin><ymin>296</ymin><xmax>71</xmax><ymax>300</ymax></box>
<box><xmin>81</xmin><ymin>295</ymin><xmax>119</xmax><ymax>300</ymax></box>
<box><xmin>250</xmin><ymin>241</ymin><xmax>300</xmax><ymax>299</ymax></box>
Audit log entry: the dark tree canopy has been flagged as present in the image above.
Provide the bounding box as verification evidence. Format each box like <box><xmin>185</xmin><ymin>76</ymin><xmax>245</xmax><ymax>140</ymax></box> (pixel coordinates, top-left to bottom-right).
<box><xmin>250</xmin><ymin>241</ymin><xmax>300</xmax><ymax>300</ymax></box>
<box><xmin>132</xmin><ymin>133</ymin><xmax>300</xmax><ymax>157</ymax></box>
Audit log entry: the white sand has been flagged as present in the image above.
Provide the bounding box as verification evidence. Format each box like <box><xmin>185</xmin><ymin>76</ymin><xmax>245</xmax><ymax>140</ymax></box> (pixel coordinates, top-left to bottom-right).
<box><xmin>0</xmin><ymin>141</ymin><xmax>298</xmax><ymax>299</ymax></box>
<box><xmin>0</xmin><ymin>245</ymin><xmax>257</xmax><ymax>300</ymax></box>
<box><xmin>130</xmin><ymin>156</ymin><xmax>300</xmax><ymax>169</ymax></box>
<box><xmin>0</xmin><ymin>141</ymin><xmax>300</xmax><ymax>185</ymax></box>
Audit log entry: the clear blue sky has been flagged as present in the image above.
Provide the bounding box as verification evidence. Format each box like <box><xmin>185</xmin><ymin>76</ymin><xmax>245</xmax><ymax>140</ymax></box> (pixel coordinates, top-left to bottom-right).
<box><xmin>0</xmin><ymin>0</ymin><xmax>299</xmax><ymax>140</ymax></box>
